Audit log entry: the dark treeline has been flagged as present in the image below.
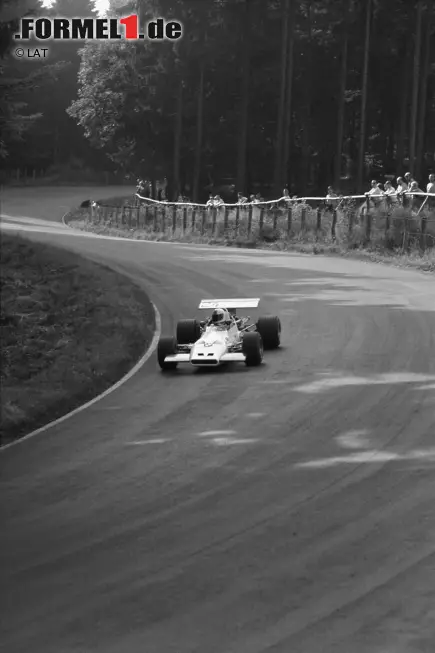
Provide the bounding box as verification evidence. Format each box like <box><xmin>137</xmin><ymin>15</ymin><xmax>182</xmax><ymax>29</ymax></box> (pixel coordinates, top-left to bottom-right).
<box><xmin>1</xmin><ymin>0</ymin><xmax>434</xmax><ymax>200</ymax></box>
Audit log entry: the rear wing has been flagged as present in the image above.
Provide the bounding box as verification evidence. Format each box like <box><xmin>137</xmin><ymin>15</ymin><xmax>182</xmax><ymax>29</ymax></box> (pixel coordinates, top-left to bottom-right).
<box><xmin>198</xmin><ymin>298</ymin><xmax>260</xmax><ymax>310</ymax></box>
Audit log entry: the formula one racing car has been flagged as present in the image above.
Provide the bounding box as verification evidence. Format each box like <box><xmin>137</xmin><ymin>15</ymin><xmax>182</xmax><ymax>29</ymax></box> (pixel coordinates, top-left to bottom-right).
<box><xmin>157</xmin><ymin>298</ymin><xmax>281</xmax><ymax>370</ymax></box>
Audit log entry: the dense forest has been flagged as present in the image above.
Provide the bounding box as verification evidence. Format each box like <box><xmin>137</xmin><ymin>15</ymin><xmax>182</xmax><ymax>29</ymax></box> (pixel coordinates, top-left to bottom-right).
<box><xmin>1</xmin><ymin>0</ymin><xmax>434</xmax><ymax>200</ymax></box>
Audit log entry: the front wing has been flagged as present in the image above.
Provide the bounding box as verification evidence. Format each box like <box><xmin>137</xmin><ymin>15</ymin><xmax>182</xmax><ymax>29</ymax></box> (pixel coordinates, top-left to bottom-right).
<box><xmin>163</xmin><ymin>352</ymin><xmax>246</xmax><ymax>365</ymax></box>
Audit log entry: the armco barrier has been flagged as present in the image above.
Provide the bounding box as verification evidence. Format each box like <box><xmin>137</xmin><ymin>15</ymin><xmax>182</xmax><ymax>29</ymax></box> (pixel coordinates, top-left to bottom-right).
<box><xmin>82</xmin><ymin>191</ymin><xmax>435</xmax><ymax>250</ymax></box>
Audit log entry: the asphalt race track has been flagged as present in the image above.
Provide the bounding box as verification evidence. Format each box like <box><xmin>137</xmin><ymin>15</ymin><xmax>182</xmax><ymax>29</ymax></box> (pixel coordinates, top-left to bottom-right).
<box><xmin>1</xmin><ymin>186</ymin><xmax>435</xmax><ymax>653</ymax></box>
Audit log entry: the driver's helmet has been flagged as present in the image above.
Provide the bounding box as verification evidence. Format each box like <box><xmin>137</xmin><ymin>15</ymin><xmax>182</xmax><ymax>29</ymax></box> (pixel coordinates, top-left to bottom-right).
<box><xmin>211</xmin><ymin>308</ymin><xmax>230</xmax><ymax>325</ymax></box>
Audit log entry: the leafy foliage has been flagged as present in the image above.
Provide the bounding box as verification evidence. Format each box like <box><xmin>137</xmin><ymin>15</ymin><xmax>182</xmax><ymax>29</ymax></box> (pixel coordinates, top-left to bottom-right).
<box><xmin>2</xmin><ymin>0</ymin><xmax>435</xmax><ymax>194</ymax></box>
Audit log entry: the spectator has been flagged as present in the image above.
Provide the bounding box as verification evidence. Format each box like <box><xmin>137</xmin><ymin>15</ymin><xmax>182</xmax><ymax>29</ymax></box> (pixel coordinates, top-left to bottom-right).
<box><xmin>255</xmin><ymin>193</ymin><xmax>264</xmax><ymax>203</ymax></box>
<box><xmin>365</xmin><ymin>179</ymin><xmax>383</xmax><ymax>209</ymax></box>
<box><xmin>427</xmin><ymin>173</ymin><xmax>435</xmax><ymax>208</ymax></box>
<box><xmin>249</xmin><ymin>194</ymin><xmax>256</xmax><ymax>203</ymax></box>
<box><xmin>384</xmin><ymin>181</ymin><xmax>398</xmax><ymax>206</ymax></box>
<box><xmin>366</xmin><ymin>180</ymin><xmax>382</xmax><ymax>196</ymax></box>
<box><xmin>396</xmin><ymin>176</ymin><xmax>408</xmax><ymax>196</ymax></box>
<box><xmin>409</xmin><ymin>180</ymin><xmax>424</xmax><ymax>209</ymax></box>
<box><xmin>237</xmin><ymin>192</ymin><xmax>248</xmax><ymax>204</ymax></box>
<box><xmin>404</xmin><ymin>172</ymin><xmax>414</xmax><ymax>188</ymax></box>
<box><xmin>206</xmin><ymin>194</ymin><xmax>215</xmax><ymax>209</ymax></box>
<box><xmin>282</xmin><ymin>187</ymin><xmax>292</xmax><ymax>207</ymax></box>
<box><xmin>326</xmin><ymin>186</ymin><xmax>339</xmax><ymax>211</ymax></box>
<box><xmin>409</xmin><ymin>180</ymin><xmax>423</xmax><ymax>193</ymax></box>
<box><xmin>214</xmin><ymin>194</ymin><xmax>224</xmax><ymax>207</ymax></box>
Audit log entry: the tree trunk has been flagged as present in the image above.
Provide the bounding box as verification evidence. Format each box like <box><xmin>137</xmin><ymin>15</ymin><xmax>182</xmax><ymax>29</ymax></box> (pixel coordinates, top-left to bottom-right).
<box><xmin>282</xmin><ymin>0</ymin><xmax>295</xmax><ymax>191</ymax></box>
<box><xmin>173</xmin><ymin>77</ymin><xmax>183</xmax><ymax>201</ymax></box>
<box><xmin>409</xmin><ymin>0</ymin><xmax>423</xmax><ymax>177</ymax></box>
<box><xmin>273</xmin><ymin>0</ymin><xmax>290</xmax><ymax>196</ymax></box>
<box><xmin>396</xmin><ymin>37</ymin><xmax>411</xmax><ymax>172</ymax></box>
<box><xmin>415</xmin><ymin>8</ymin><xmax>431</xmax><ymax>181</ymax></box>
<box><xmin>192</xmin><ymin>61</ymin><xmax>205</xmax><ymax>202</ymax></box>
<box><xmin>334</xmin><ymin>2</ymin><xmax>349</xmax><ymax>188</ymax></box>
<box><xmin>300</xmin><ymin>0</ymin><xmax>313</xmax><ymax>190</ymax></box>
<box><xmin>236</xmin><ymin>0</ymin><xmax>252</xmax><ymax>195</ymax></box>
<box><xmin>357</xmin><ymin>0</ymin><xmax>372</xmax><ymax>192</ymax></box>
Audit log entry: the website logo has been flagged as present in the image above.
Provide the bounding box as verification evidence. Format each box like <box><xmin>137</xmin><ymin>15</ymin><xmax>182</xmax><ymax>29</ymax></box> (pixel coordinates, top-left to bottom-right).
<box><xmin>14</xmin><ymin>15</ymin><xmax>183</xmax><ymax>42</ymax></box>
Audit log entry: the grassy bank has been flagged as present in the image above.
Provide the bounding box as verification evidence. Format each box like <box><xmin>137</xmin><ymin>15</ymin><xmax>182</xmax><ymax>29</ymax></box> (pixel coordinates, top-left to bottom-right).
<box><xmin>67</xmin><ymin>209</ymin><xmax>435</xmax><ymax>275</ymax></box>
<box><xmin>0</xmin><ymin>234</ymin><xmax>155</xmax><ymax>445</ymax></box>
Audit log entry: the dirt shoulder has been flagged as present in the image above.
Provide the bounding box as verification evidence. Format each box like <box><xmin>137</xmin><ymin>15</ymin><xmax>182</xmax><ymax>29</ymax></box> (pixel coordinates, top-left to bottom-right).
<box><xmin>67</xmin><ymin>214</ymin><xmax>435</xmax><ymax>276</ymax></box>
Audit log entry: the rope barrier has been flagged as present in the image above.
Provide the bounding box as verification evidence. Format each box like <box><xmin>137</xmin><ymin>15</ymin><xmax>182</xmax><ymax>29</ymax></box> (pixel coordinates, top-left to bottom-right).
<box><xmin>134</xmin><ymin>190</ymin><xmax>435</xmax><ymax>208</ymax></box>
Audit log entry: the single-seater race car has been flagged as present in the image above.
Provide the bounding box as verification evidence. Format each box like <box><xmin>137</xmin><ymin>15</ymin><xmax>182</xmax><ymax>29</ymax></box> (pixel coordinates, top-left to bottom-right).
<box><xmin>157</xmin><ymin>298</ymin><xmax>281</xmax><ymax>371</ymax></box>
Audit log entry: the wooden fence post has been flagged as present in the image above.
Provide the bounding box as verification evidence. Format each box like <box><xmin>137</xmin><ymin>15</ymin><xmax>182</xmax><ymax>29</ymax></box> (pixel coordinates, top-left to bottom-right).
<box><xmin>235</xmin><ymin>205</ymin><xmax>240</xmax><ymax>236</ymax></box>
<box><xmin>348</xmin><ymin>207</ymin><xmax>354</xmax><ymax>237</ymax></box>
<box><xmin>224</xmin><ymin>205</ymin><xmax>229</xmax><ymax>231</ymax></box>
<box><xmin>301</xmin><ymin>206</ymin><xmax>306</xmax><ymax>232</ymax></box>
<box><xmin>201</xmin><ymin>207</ymin><xmax>206</xmax><ymax>235</ymax></box>
<box><xmin>191</xmin><ymin>206</ymin><xmax>196</xmax><ymax>231</ymax></box>
<box><xmin>172</xmin><ymin>204</ymin><xmax>177</xmax><ymax>233</ymax></box>
<box><xmin>420</xmin><ymin>214</ymin><xmax>427</xmax><ymax>251</ymax></box>
<box><xmin>365</xmin><ymin>211</ymin><xmax>372</xmax><ymax>243</ymax></box>
<box><xmin>272</xmin><ymin>205</ymin><xmax>278</xmax><ymax>231</ymax></box>
<box><xmin>247</xmin><ymin>204</ymin><xmax>253</xmax><ymax>236</ymax></box>
<box><xmin>287</xmin><ymin>207</ymin><xmax>292</xmax><ymax>236</ymax></box>
<box><xmin>212</xmin><ymin>207</ymin><xmax>217</xmax><ymax>236</ymax></box>
<box><xmin>316</xmin><ymin>207</ymin><xmax>322</xmax><ymax>234</ymax></box>
<box><xmin>331</xmin><ymin>209</ymin><xmax>337</xmax><ymax>240</ymax></box>
<box><xmin>259</xmin><ymin>206</ymin><xmax>264</xmax><ymax>232</ymax></box>
<box><xmin>153</xmin><ymin>205</ymin><xmax>158</xmax><ymax>231</ymax></box>
<box><xmin>183</xmin><ymin>206</ymin><xmax>187</xmax><ymax>234</ymax></box>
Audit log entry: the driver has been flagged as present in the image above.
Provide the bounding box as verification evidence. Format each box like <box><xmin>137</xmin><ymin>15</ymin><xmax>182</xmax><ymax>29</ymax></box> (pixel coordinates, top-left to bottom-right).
<box><xmin>210</xmin><ymin>308</ymin><xmax>232</xmax><ymax>328</ymax></box>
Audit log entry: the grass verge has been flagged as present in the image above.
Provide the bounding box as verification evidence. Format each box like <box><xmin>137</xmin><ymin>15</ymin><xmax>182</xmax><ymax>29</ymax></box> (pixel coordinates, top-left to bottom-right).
<box><xmin>0</xmin><ymin>233</ymin><xmax>155</xmax><ymax>446</ymax></box>
<box><xmin>67</xmin><ymin>210</ymin><xmax>435</xmax><ymax>275</ymax></box>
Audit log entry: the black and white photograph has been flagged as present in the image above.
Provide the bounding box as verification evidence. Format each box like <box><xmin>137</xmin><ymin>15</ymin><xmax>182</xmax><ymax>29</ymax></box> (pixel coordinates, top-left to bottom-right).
<box><xmin>1</xmin><ymin>0</ymin><xmax>435</xmax><ymax>651</ymax></box>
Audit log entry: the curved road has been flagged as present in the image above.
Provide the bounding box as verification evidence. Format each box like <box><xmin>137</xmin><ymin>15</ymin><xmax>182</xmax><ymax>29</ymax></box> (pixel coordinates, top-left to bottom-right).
<box><xmin>1</xmin><ymin>187</ymin><xmax>435</xmax><ymax>653</ymax></box>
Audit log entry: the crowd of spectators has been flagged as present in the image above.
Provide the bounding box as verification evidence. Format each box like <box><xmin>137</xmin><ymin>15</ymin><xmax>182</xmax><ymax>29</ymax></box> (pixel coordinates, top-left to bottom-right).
<box><xmin>137</xmin><ymin>171</ymin><xmax>435</xmax><ymax>212</ymax></box>
<box><xmin>326</xmin><ymin>172</ymin><xmax>435</xmax><ymax>212</ymax></box>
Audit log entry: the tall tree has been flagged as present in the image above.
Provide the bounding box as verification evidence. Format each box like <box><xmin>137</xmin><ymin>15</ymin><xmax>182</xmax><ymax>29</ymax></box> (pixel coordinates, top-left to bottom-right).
<box><xmin>409</xmin><ymin>0</ymin><xmax>424</xmax><ymax>177</ymax></box>
<box><xmin>416</xmin><ymin>7</ymin><xmax>432</xmax><ymax>181</ymax></box>
<box><xmin>273</xmin><ymin>0</ymin><xmax>290</xmax><ymax>195</ymax></box>
<box><xmin>236</xmin><ymin>0</ymin><xmax>252</xmax><ymax>195</ymax></box>
<box><xmin>282</xmin><ymin>0</ymin><xmax>295</xmax><ymax>191</ymax></box>
<box><xmin>172</xmin><ymin>76</ymin><xmax>183</xmax><ymax>199</ymax></box>
<box><xmin>193</xmin><ymin>60</ymin><xmax>205</xmax><ymax>202</ymax></box>
<box><xmin>356</xmin><ymin>0</ymin><xmax>372</xmax><ymax>191</ymax></box>
<box><xmin>334</xmin><ymin>1</ymin><xmax>350</xmax><ymax>187</ymax></box>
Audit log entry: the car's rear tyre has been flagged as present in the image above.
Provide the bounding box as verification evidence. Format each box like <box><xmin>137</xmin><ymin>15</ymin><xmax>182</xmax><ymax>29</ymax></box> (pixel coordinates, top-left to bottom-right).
<box><xmin>256</xmin><ymin>316</ymin><xmax>281</xmax><ymax>349</ymax></box>
<box><xmin>157</xmin><ymin>336</ymin><xmax>178</xmax><ymax>371</ymax></box>
<box><xmin>176</xmin><ymin>319</ymin><xmax>201</xmax><ymax>345</ymax></box>
<box><xmin>242</xmin><ymin>331</ymin><xmax>264</xmax><ymax>366</ymax></box>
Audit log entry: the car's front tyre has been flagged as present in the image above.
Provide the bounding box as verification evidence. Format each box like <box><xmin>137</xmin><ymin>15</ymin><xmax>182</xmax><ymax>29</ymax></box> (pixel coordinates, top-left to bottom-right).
<box><xmin>176</xmin><ymin>319</ymin><xmax>202</xmax><ymax>344</ymax></box>
<box><xmin>157</xmin><ymin>336</ymin><xmax>178</xmax><ymax>371</ymax></box>
<box><xmin>242</xmin><ymin>332</ymin><xmax>264</xmax><ymax>366</ymax></box>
